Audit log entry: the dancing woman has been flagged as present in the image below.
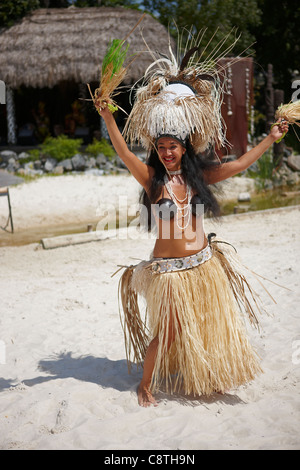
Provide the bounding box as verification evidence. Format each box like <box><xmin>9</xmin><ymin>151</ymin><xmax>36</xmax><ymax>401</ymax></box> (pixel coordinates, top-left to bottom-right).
<box><xmin>99</xmin><ymin>104</ymin><xmax>288</xmax><ymax>407</ymax></box>
<box><xmin>94</xmin><ymin>30</ymin><xmax>292</xmax><ymax>406</ymax></box>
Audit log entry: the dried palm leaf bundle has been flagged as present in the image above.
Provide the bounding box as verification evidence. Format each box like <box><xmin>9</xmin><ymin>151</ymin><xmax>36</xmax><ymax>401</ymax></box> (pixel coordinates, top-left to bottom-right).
<box><xmin>87</xmin><ymin>13</ymin><xmax>146</xmax><ymax>114</ymax></box>
<box><xmin>273</xmin><ymin>100</ymin><xmax>300</xmax><ymax>142</ymax></box>
<box><xmin>87</xmin><ymin>39</ymin><xmax>129</xmax><ymax>113</ymax></box>
<box><xmin>275</xmin><ymin>100</ymin><xmax>300</xmax><ymax>125</ymax></box>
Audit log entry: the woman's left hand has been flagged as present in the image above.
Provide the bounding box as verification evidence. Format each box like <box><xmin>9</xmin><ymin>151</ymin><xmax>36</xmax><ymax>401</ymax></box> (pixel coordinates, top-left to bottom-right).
<box><xmin>270</xmin><ymin>119</ymin><xmax>289</xmax><ymax>142</ymax></box>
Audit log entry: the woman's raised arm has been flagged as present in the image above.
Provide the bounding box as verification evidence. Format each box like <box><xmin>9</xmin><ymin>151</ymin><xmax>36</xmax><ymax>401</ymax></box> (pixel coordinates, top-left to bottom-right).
<box><xmin>204</xmin><ymin>120</ymin><xmax>289</xmax><ymax>185</ymax></box>
<box><xmin>99</xmin><ymin>107</ymin><xmax>154</xmax><ymax>190</ymax></box>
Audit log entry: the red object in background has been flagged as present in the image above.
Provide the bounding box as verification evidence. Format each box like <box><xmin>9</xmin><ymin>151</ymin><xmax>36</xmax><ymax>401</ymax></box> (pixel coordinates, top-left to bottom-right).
<box><xmin>218</xmin><ymin>57</ymin><xmax>254</xmax><ymax>158</ymax></box>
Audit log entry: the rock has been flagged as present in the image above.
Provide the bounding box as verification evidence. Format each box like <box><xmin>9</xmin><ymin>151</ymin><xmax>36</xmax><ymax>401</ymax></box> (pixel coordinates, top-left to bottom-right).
<box><xmin>60</xmin><ymin>159</ymin><xmax>73</xmax><ymax>171</ymax></box>
<box><xmin>24</xmin><ymin>161</ymin><xmax>34</xmax><ymax>170</ymax></box>
<box><xmin>234</xmin><ymin>205</ymin><xmax>250</xmax><ymax>214</ymax></box>
<box><xmin>6</xmin><ymin>157</ymin><xmax>20</xmax><ymax>172</ymax></box>
<box><xmin>85</xmin><ymin>157</ymin><xmax>96</xmax><ymax>169</ymax></box>
<box><xmin>238</xmin><ymin>192</ymin><xmax>251</xmax><ymax>202</ymax></box>
<box><xmin>44</xmin><ymin>158</ymin><xmax>57</xmax><ymax>173</ymax></box>
<box><xmin>17</xmin><ymin>152</ymin><xmax>30</xmax><ymax>161</ymax></box>
<box><xmin>0</xmin><ymin>150</ymin><xmax>17</xmax><ymax>164</ymax></box>
<box><xmin>22</xmin><ymin>163</ymin><xmax>43</xmax><ymax>176</ymax></box>
<box><xmin>287</xmin><ymin>154</ymin><xmax>300</xmax><ymax>172</ymax></box>
<box><xmin>286</xmin><ymin>172</ymin><xmax>300</xmax><ymax>185</ymax></box>
<box><xmin>263</xmin><ymin>179</ymin><xmax>274</xmax><ymax>190</ymax></box>
<box><xmin>96</xmin><ymin>153</ymin><xmax>107</xmax><ymax>167</ymax></box>
<box><xmin>104</xmin><ymin>161</ymin><xmax>115</xmax><ymax>171</ymax></box>
<box><xmin>34</xmin><ymin>160</ymin><xmax>42</xmax><ymax>170</ymax></box>
<box><xmin>71</xmin><ymin>153</ymin><xmax>86</xmax><ymax>171</ymax></box>
<box><xmin>53</xmin><ymin>165</ymin><xmax>64</xmax><ymax>175</ymax></box>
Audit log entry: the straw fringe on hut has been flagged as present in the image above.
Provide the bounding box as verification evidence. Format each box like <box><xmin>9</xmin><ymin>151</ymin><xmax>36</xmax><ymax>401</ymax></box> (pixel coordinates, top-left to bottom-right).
<box><xmin>0</xmin><ymin>6</ymin><xmax>172</xmax><ymax>89</ymax></box>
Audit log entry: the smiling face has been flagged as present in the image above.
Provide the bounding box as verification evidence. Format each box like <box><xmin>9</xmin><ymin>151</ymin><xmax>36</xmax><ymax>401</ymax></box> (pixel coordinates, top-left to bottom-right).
<box><xmin>156</xmin><ymin>137</ymin><xmax>186</xmax><ymax>171</ymax></box>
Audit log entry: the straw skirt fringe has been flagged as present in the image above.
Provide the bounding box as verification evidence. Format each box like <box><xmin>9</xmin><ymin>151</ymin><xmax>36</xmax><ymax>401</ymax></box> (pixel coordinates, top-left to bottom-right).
<box><xmin>119</xmin><ymin>244</ymin><xmax>263</xmax><ymax>396</ymax></box>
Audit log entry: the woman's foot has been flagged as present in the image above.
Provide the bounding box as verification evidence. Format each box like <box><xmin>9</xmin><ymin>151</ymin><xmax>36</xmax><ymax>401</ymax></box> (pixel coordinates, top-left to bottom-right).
<box><xmin>137</xmin><ymin>383</ymin><xmax>158</xmax><ymax>407</ymax></box>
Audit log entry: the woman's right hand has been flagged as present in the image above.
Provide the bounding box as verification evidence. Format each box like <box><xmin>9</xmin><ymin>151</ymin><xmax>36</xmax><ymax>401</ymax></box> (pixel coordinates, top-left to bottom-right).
<box><xmin>97</xmin><ymin>105</ymin><xmax>112</xmax><ymax>120</ymax></box>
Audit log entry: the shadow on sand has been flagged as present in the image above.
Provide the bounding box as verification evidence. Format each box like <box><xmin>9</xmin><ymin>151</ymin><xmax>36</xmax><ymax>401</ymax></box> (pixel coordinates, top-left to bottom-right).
<box><xmin>0</xmin><ymin>351</ymin><xmax>245</xmax><ymax>406</ymax></box>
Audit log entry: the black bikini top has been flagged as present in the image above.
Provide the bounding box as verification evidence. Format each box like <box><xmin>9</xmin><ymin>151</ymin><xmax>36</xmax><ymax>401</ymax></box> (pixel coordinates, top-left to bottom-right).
<box><xmin>156</xmin><ymin>194</ymin><xmax>203</xmax><ymax>220</ymax></box>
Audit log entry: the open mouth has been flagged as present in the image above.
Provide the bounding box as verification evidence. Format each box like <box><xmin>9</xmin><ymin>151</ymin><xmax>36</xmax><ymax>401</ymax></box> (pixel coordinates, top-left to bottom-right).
<box><xmin>163</xmin><ymin>156</ymin><xmax>175</xmax><ymax>164</ymax></box>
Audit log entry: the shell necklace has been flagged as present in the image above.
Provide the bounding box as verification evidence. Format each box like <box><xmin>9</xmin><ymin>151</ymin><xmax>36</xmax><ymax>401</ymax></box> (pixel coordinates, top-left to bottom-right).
<box><xmin>163</xmin><ymin>173</ymin><xmax>192</xmax><ymax>230</ymax></box>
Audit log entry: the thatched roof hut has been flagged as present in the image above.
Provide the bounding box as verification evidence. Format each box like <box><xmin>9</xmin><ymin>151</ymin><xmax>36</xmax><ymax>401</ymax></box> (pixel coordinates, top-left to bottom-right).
<box><xmin>0</xmin><ymin>6</ymin><xmax>172</xmax><ymax>89</ymax></box>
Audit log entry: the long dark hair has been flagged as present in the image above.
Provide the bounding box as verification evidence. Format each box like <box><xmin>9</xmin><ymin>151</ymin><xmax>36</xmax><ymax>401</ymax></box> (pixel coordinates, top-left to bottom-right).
<box><xmin>140</xmin><ymin>139</ymin><xmax>221</xmax><ymax>231</ymax></box>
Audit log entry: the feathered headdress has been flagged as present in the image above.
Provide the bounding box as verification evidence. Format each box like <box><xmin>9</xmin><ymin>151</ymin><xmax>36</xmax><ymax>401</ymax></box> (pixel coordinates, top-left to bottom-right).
<box><xmin>123</xmin><ymin>28</ymin><xmax>242</xmax><ymax>154</ymax></box>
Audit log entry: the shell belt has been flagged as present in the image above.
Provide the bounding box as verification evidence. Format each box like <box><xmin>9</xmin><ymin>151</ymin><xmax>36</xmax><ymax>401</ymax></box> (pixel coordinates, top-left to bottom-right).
<box><xmin>149</xmin><ymin>244</ymin><xmax>212</xmax><ymax>274</ymax></box>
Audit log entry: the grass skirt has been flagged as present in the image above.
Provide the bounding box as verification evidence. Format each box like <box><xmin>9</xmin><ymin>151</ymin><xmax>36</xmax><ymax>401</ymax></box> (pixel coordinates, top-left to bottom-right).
<box><xmin>118</xmin><ymin>239</ymin><xmax>264</xmax><ymax>396</ymax></box>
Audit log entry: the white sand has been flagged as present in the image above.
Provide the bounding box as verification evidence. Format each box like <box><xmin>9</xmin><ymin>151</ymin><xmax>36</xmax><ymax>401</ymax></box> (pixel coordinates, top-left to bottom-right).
<box><xmin>0</xmin><ymin>174</ymin><xmax>299</xmax><ymax>450</ymax></box>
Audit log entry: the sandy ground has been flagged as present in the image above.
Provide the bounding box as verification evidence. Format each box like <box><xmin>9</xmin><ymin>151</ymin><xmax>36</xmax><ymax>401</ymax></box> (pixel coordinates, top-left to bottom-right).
<box><xmin>0</xmin><ymin>174</ymin><xmax>299</xmax><ymax>450</ymax></box>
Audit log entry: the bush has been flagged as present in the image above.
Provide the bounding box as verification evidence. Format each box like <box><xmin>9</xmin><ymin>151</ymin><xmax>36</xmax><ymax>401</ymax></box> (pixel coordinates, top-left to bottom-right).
<box><xmin>246</xmin><ymin>148</ymin><xmax>276</xmax><ymax>190</ymax></box>
<box><xmin>40</xmin><ymin>135</ymin><xmax>83</xmax><ymax>162</ymax></box>
<box><xmin>86</xmin><ymin>138</ymin><xmax>116</xmax><ymax>159</ymax></box>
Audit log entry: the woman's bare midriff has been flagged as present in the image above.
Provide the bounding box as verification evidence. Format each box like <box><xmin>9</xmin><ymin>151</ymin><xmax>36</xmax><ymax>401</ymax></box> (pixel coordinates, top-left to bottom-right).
<box><xmin>153</xmin><ymin>216</ymin><xmax>208</xmax><ymax>258</ymax></box>
<box><xmin>151</xmin><ymin>182</ymin><xmax>208</xmax><ymax>258</ymax></box>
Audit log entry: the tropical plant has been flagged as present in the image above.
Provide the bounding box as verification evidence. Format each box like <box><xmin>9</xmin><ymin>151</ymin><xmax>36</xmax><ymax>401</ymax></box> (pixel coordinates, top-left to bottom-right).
<box><xmin>39</xmin><ymin>135</ymin><xmax>83</xmax><ymax>161</ymax></box>
<box><xmin>86</xmin><ymin>138</ymin><xmax>116</xmax><ymax>159</ymax></box>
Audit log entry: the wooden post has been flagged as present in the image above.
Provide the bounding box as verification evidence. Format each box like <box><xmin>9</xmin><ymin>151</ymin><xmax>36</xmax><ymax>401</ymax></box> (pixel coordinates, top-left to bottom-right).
<box><xmin>265</xmin><ymin>64</ymin><xmax>274</xmax><ymax>133</ymax></box>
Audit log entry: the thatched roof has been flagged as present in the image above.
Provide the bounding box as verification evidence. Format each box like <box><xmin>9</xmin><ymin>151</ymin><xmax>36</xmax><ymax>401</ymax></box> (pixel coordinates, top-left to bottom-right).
<box><xmin>0</xmin><ymin>6</ymin><xmax>173</xmax><ymax>89</ymax></box>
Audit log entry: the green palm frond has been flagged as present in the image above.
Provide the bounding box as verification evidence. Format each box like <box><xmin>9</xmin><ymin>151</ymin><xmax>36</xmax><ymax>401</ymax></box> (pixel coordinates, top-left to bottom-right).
<box><xmin>102</xmin><ymin>39</ymin><xmax>130</xmax><ymax>80</ymax></box>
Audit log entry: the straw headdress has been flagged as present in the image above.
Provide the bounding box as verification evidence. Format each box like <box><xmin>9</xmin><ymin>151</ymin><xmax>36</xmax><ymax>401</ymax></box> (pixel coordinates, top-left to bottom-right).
<box><xmin>123</xmin><ymin>28</ymin><xmax>242</xmax><ymax>154</ymax></box>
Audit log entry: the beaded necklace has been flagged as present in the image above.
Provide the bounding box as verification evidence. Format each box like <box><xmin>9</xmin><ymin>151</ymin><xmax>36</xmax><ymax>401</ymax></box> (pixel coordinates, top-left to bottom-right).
<box><xmin>163</xmin><ymin>174</ymin><xmax>192</xmax><ymax>230</ymax></box>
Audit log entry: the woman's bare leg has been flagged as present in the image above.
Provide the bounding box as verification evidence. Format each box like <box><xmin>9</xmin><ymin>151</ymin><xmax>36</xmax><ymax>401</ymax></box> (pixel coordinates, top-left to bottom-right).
<box><xmin>137</xmin><ymin>311</ymin><xmax>180</xmax><ymax>407</ymax></box>
<box><xmin>137</xmin><ymin>336</ymin><xmax>159</xmax><ymax>407</ymax></box>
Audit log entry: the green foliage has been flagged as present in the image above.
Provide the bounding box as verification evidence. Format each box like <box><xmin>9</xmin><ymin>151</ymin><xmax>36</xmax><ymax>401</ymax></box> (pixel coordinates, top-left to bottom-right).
<box><xmin>19</xmin><ymin>136</ymin><xmax>115</xmax><ymax>164</ymax></box>
<box><xmin>26</xmin><ymin>149</ymin><xmax>41</xmax><ymax>161</ymax></box>
<box><xmin>142</xmin><ymin>0</ymin><xmax>261</xmax><ymax>55</ymax></box>
<box><xmin>102</xmin><ymin>39</ymin><xmax>130</xmax><ymax>79</ymax></box>
<box><xmin>0</xmin><ymin>1</ymin><xmax>139</xmax><ymax>28</ymax></box>
<box><xmin>40</xmin><ymin>135</ymin><xmax>83</xmax><ymax>161</ymax></box>
<box><xmin>86</xmin><ymin>138</ymin><xmax>116</xmax><ymax>159</ymax></box>
<box><xmin>246</xmin><ymin>148</ymin><xmax>276</xmax><ymax>190</ymax></box>
<box><xmin>249</xmin><ymin>0</ymin><xmax>300</xmax><ymax>99</ymax></box>
<box><xmin>0</xmin><ymin>0</ymin><xmax>39</xmax><ymax>27</ymax></box>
